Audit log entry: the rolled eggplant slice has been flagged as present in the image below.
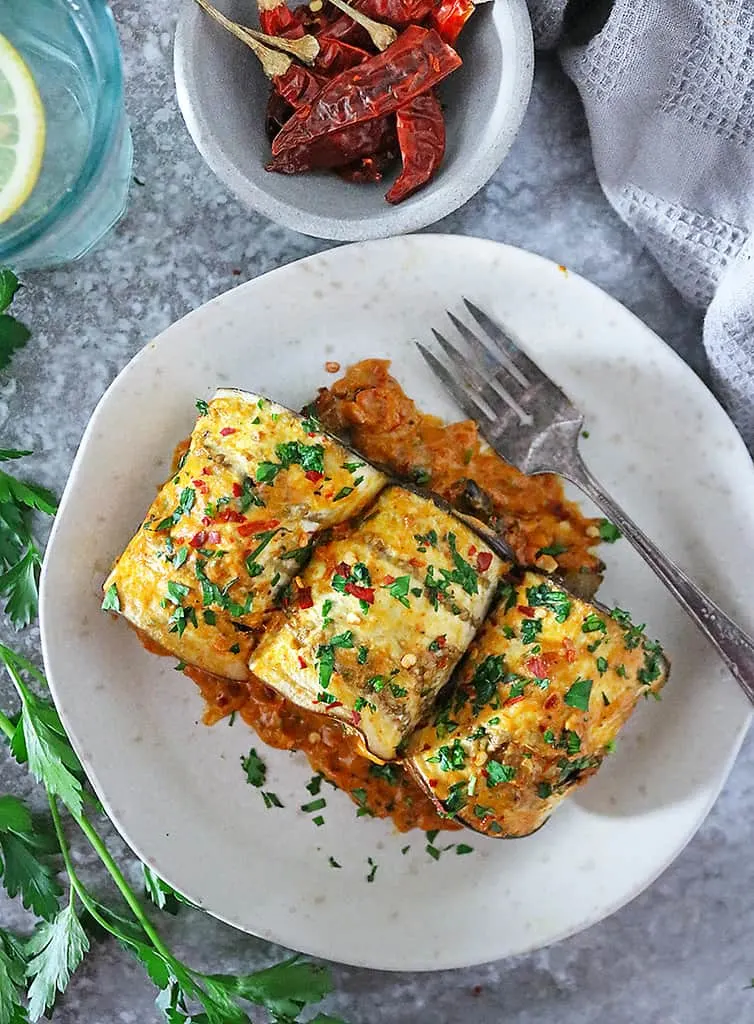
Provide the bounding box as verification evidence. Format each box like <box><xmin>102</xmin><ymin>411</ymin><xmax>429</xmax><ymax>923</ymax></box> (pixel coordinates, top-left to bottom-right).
<box><xmin>103</xmin><ymin>390</ymin><xmax>387</xmax><ymax>679</ymax></box>
<box><xmin>250</xmin><ymin>485</ymin><xmax>504</xmax><ymax>761</ymax></box>
<box><xmin>407</xmin><ymin>570</ymin><xmax>668</xmax><ymax>837</ymax></box>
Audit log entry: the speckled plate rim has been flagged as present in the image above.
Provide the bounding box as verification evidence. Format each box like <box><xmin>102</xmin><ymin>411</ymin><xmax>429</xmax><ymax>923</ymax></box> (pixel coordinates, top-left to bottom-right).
<box><xmin>40</xmin><ymin>235</ymin><xmax>754</xmax><ymax>971</ymax></box>
<box><xmin>173</xmin><ymin>0</ymin><xmax>534</xmax><ymax>241</ymax></box>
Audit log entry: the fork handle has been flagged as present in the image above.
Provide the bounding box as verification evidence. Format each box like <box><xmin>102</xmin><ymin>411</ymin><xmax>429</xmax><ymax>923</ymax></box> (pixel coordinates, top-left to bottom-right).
<box><xmin>567</xmin><ymin>456</ymin><xmax>754</xmax><ymax>704</ymax></box>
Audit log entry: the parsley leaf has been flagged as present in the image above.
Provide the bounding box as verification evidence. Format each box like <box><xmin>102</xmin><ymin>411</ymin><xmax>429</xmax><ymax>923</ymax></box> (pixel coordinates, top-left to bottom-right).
<box><xmin>470</xmin><ymin>655</ymin><xmax>504</xmax><ymax>715</ymax></box>
<box><xmin>485</xmin><ymin>761</ymin><xmax>517</xmax><ymax>786</ymax></box>
<box><xmin>525</xmin><ymin>582</ymin><xmax>571</xmax><ymax>623</ymax></box>
<box><xmin>383</xmin><ymin>575</ymin><xmax>411</xmax><ymax>607</ymax></box>
<box><xmin>25</xmin><ymin>901</ymin><xmax>90</xmax><ymax>1021</ymax></box>
<box><xmin>0</xmin><ymin>547</ymin><xmax>43</xmax><ymax>629</ymax></box>
<box><xmin>241</xmin><ymin>748</ymin><xmax>266</xmax><ymax>788</ymax></box>
<box><xmin>0</xmin><ymin>796</ymin><xmax>62</xmax><ymax>921</ymax></box>
<box><xmin>0</xmin><ymin>928</ymin><xmax>27</xmax><ymax>1024</ymax></box>
<box><xmin>598</xmin><ymin>519</ymin><xmax>622</xmax><ymax>543</ymax></box>
<box><xmin>564</xmin><ymin>677</ymin><xmax>593</xmax><ymax>711</ymax></box>
<box><xmin>142</xmin><ymin>864</ymin><xmax>187</xmax><ymax>915</ymax></box>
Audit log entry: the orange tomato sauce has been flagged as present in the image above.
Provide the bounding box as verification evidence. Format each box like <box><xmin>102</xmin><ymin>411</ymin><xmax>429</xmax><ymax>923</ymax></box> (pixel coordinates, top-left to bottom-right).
<box><xmin>179</xmin><ymin>360</ymin><xmax>602</xmax><ymax>834</ymax></box>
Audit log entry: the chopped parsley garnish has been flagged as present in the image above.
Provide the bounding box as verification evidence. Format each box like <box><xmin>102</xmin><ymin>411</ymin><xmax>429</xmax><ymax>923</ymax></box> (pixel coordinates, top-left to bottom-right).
<box><xmin>598</xmin><ymin>519</ymin><xmax>622</xmax><ymax>543</ymax></box>
<box><xmin>316</xmin><ymin>691</ymin><xmax>338</xmax><ymax>705</ymax></box>
<box><xmin>329</xmin><ymin>856</ymin><xmax>341</xmax><ymax>868</ymax></box>
<box><xmin>101</xmin><ymin>584</ymin><xmax>120</xmax><ymax>612</ymax></box>
<box><xmin>390</xmin><ymin>683</ymin><xmax>408</xmax><ymax>698</ymax></box>
<box><xmin>368</xmin><ymin>676</ymin><xmax>386</xmax><ymax>692</ymax></box>
<box><xmin>564</xmin><ymin>677</ymin><xmax>593</xmax><ymax>711</ymax></box>
<box><xmin>280</xmin><ymin>544</ymin><xmax>312</xmax><ymax>565</ymax></box>
<box><xmin>428</xmin><ymin>635</ymin><xmax>446</xmax><ymax>652</ymax></box>
<box><xmin>167</xmin><ymin>604</ymin><xmax>197</xmax><ymax>637</ymax></box>
<box><xmin>316</xmin><ymin>630</ymin><xmax>354</xmax><ymax>687</ymax></box>
<box><xmin>456</xmin><ymin>843</ymin><xmax>474</xmax><ymax>855</ymax></box>
<box><xmin>414</xmin><ymin>529</ymin><xmax>438</xmax><ymax>553</ymax></box>
<box><xmin>366</xmin><ymin>857</ymin><xmax>378</xmax><ymax>882</ymax></box>
<box><xmin>497</xmin><ymin>581</ymin><xmax>517</xmax><ymax>613</ymax></box>
<box><xmin>443</xmin><ymin>533</ymin><xmax>478</xmax><ymax>595</ymax></box>
<box><xmin>238</xmin><ymin>475</ymin><xmax>264</xmax><ymax>510</ymax></box>
<box><xmin>543</xmin><ymin>729</ymin><xmax>555</xmax><ymax>745</ymax></box>
<box><xmin>473</xmin><ymin>804</ymin><xmax>494</xmax><ymax>819</ymax></box>
<box><xmin>321</xmin><ymin>598</ymin><xmax>333</xmax><ymax>624</ymax></box>
<box><xmin>262</xmin><ymin>791</ymin><xmax>284</xmax><ymax>809</ymax></box>
<box><xmin>428</xmin><ymin>739</ymin><xmax>467</xmax><ymax>772</ymax></box>
<box><xmin>241</xmin><ymin>748</ymin><xmax>266</xmax><ymax>787</ymax></box>
<box><xmin>610</xmin><ymin>606</ymin><xmax>633</xmax><ymax>627</ymax></box>
<box><xmin>582</xmin><ymin>612</ymin><xmax>606</xmax><ymax>634</ymax></box>
<box><xmin>245</xmin><ymin>528</ymin><xmax>282</xmax><ymax>576</ymax></box>
<box><xmin>354</xmin><ymin>696</ymin><xmax>376</xmax><ymax>713</ymax></box>
<box><xmin>256</xmin><ymin>462</ymin><xmax>280</xmax><ymax>484</ymax></box>
<box><xmin>357</xmin><ymin>645</ymin><xmax>369</xmax><ymax>664</ymax></box>
<box><xmin>369</xmin><ymin>763</ymin><xmax>399</xmax><ymax>785</ymax></box>
<box><xmin>300</xmin><ymin>798</ymin><xmax>326</xmax><ymax>814</ymax></box>
<box><xmin>638</xmin><ymin>641</ymin><xmax>664</xmax><ymax>685</ymax></box>
<box><xmin>342</xmin><ymin>461</ymin><xmax>365</xmax><ymax>473</ymax></box>
<box><xmin>333</xmin><ymin>486</ymin><xmax>354</xmax><ymax>502</ymax></box>
<box><xmin>520</xmin><ymin>618</ymin><xmax>542</xmax><ymax>645</ymax></box>
<box><xmin>537</xmin><ymin>782</ymin><xmax>553</xmax><ymax>799</ymax></box>
<box><xmin>412</xmin><ymin>467</ymin><xmax>431</xmax><ymax>486</ymax></box>
<box><xmin>156</xmin><ymin>487</ymin><xmax>195</xmax><ymax>531</ymax></box>
<box><xmin>596</xmin><ymin>656</ymin><xmax>608</xmax><ymax>675</ymax></box>
<box><xmin>277</xmin><ymin>440</ymin><xmax>325</xmax><ymax>473</ymax></box>
<box><xmin>502</xmin><ymin>625</ymin><xmax>516</xmax><ymax>639</ymax></box>
<box><xmin>229</xmin><ymin>643</ymin><xmax>240</xmax><ymax>654</ymax></box>
<box><xmin>604</xmin><ymin>739</ymin><xmax>617</xmax><ymax>753</ymax></box>
<box><xmin>443</xmin><ymin>780</ymin><xmax>468</xmax><ymax>815</ymax></box>
<box><xmin>203</xmin><ymin>609</ymin><xmax>216</xmax><ymax>625</ymax></box>
<box><xmin>536</xmin><ymin>542</ymin><xmax>568</xmax><ymax>557</ymax></box>
<box><xmin>352</xmin><ymin>788</ymin><xmax>373</xmax><ymax>818</ymax></box>
<box><xmin>485</xmin><ymin>761</ymin><xmax>517</xmax><ymax>786</ymax></box>
<box><xmin>306</xmin><ymin>775</ymin><xmax>323</xmax><ymax>795</ymax></box>
<box><xmin>196</xmin><ymin>398</ymin><xmax>209</xmax><ymax>415</ymax></box>
<box><xmin>525</xmin><ymin>582</ymin><xmax>571</xmax><ymax>622</ymax></box>
<box><xmin>561</xmin><ymin>729</ymin><xmax>581</xmax><ymax>754</ymax></box>
<box><xmin>301</xmin><ymin>409</ymin><xmax>322</xmax><ymax>433</ymax></box>
<box><xmin>557</xmin><ymin>755</ymin><xmax>599</xmax><ymax>787</ymax></box>
<box><xmin>602</xmin><ymin>692</ymin><xmax>611</xmax><ymax>706</ymax></box>
<box><xmin>426</xmin><ymin>845</ymin><xmax>440</xmax><ymax>861</ymax></box>
<box><xmin>383</xmin><ymin>575</ymin><xmax>411</xmax><ymax>607</ymax></box>
<box><xmin>616</xmin><ymin>664</ymin><xmax>627</xmax><ymax>678</ymax></box>
<box><xmin>166</xmin><ymin>581</ymin><xmax>190</xmax><ymax>604</ymax></box>
<box><xmin>470</xmin><ymin>655</ymin><xmax>504</xmax><ymax>715</ymax></box>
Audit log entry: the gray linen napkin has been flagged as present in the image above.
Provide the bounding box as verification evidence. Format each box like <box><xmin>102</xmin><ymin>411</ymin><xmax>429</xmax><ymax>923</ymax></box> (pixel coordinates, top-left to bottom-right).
<box><xmin>527</xmin><ymin>0</ymin><xmax>754</xmax><ymax>451</ymax></box>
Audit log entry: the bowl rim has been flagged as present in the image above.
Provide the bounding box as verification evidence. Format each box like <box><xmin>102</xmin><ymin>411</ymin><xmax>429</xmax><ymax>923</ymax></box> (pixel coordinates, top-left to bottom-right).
<box><xmin>173</xmin><ymin>0</ymin><xmax>534</xmax><ymax>240</ymax></box>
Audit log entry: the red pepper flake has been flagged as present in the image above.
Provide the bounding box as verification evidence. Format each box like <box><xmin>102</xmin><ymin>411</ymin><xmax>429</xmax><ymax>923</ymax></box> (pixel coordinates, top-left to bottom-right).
<box><xmin>504</xmin><ymin>694</ymin><xmax>525</xmax><ymax>707</ymax></box>
<box><xmin>544</xmin><ymin>693</ymin><xmax>559</xmax><ymax>709</ymax></box>
<box><xmin>345</xmin><ymin>583</ymin><xmax>374</xmax><ymax>604</ymax></box>
<box><xmin>192</xmin><ymin>479</ymin><xmax>208</xmax><ymax>494</ymax></box>
<box><xmin>298</xmin><ymin>587</ymin><xmax>314</xmax><ymax>609</ymax></box>
<box><xmin>305</xmin><ymin>470</ymin><xmax>324</xmax><ymax>483</ymax></box>
<box><xmin>351</xmin><ymin>710</ymin><xmax>361</xmax><ymax>726</ymax></box>
<box><xmin>298</xmin><ymin>655</ymin><xmax>308</xmax><ymax>669</ymax></box>
<box><xmin>468</xmin><ymin>544</ymin><xmax>477</xmax><ymax>557</ymax></box>
<box><xmin>434</xmin><ymin>634</ymin><xmax>447</xmax><ymax>648</ymax></box>
<box><xmin>201</xmin><ymin>516</ymin><xmax>212</xmax><ymax>526</ymax></box>
<box><xmin>428</xmin><ymin>779</ymin><xmax>438</xmax><ymax>788</ymax></box>
<box><xmin>189</xmin><ymin>531</ymin><xmax>207</xmax><ymax>548</ymax></box>
<box><xmin>216</xmin><ymin>509</ymin><xmax>246</xmax><ymax>523</ymax></box>
<box><xmin>232</xmin><ymin>482</ymin><xmax>243</xmax><ymax>497</ymax></box>
<box><xmin>518</xmin><ymin>605</ymin><xmax>536</xmax><ymax>617</ymax></box>
<box><xmin>526</xmin><ymin>655</ymin><xmax>556</xmax><ymax>677</ymax></box>
<box><xmin>202</xmin><ymin>466</ymin><xmax>212</xmax><ymax>476</ymax></box>
<box><xmin>238</xmin><ymin>518</ymin><xmax>280</xmax><ymax>537</ymax></box>
<box><xmin>335</xmin><ymin>561</ymin><xmax>351</xmax><ymax>577</ymax></box>
<box><xmin>476</xmin><ymin>551</ymin><xmax>493</xmax><ymax>572</ymax></box>
<box><xmin>207</xmin><ymin>530</ymin><xmax>221</xmax><ymax>545</ymax></box>
<box><xmin>382</xmin><ymin>574</ymin><xmax>395</xmax><ymax>585</ymax></box>
<box><xmin>220</xmin><ymin>427</ymin><xmax>237</xmax><ymax>436</ymax></box>
<box><xmin>562</xmin><ymin>638</ymin><xmax>577</xmax><ymax>664</ymax></box>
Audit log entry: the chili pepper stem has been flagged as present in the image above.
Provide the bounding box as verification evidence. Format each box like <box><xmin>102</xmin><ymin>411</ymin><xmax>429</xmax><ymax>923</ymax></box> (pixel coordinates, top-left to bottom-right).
<box><xmin>326</xmin><ymin>0</ymin><xmax>398</xmax><ymax>50</ymax></box>
<box><xmin>246</xmin><ymin>26</ymin><xmax>321</xmax><ymax>65</ymax></box>
<box><xmin>192</xmin><ymin>0</ymin><xmax>293</xmax><ymax>77</ymax></box>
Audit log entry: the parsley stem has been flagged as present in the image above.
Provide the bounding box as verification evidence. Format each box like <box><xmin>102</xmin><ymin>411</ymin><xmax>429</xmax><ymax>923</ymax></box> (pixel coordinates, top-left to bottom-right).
<box><xmin>0</xmin><ymin>707</ymin><xmax>14</xmax><ymax>741</ymax></box>
<box><xmin>74</xmin><ymin>810</ymin><xmax>175</xmax><ymax>962</ymax></box>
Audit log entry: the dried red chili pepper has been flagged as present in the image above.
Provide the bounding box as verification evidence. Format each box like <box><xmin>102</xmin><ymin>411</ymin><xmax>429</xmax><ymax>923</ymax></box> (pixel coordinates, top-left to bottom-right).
<box><xmin>275</xmin><ymin>63</ymin><xmax>327</xmax><ymax>108</ymax></box>
<box><xmin>385</xmin><ymin>90</ymin><xmax>445</xmax><ymax>203</ymax></box>
<box><xmin>258</xmin><ymin>0</ymin><xmax>305</xmax><ymax>37</ymax></box>
<box><xmin>356</xmin><ymin>0</ymin><xmax>435</xmax><ymax>26</ymax></box>
<box><xmin>271</xmin><ymin>27</ymin><xmax>461</xmax><ymax>159</ymax></box>
<box><xmin>268</xmin><ymin>113</ymin><xmax>396</xmax><ymax>173</ymax></box>
<box><xmin>315</xmin><ymin>35</ymin><xmax>370</xmax><ymax>74</ymax></box>
<box><xmin>430</xmin><ymin>0</ymin><xmax>475</xmax><ymax>44</ymax></box>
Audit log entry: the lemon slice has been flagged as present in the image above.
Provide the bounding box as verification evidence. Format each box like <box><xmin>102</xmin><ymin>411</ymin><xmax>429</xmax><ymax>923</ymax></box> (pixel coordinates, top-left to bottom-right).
<box><xmin>0</xmin><ymin>33</ymin><xmax>45</xmax><ymax>225</ymax></box>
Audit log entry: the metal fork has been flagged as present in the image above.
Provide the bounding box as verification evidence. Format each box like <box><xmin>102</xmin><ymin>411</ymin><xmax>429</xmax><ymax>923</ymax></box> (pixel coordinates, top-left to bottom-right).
<box><xmin>418</xmin><ymin>298</ymin><xmax>754</xmax><ymax>704</ymax></box>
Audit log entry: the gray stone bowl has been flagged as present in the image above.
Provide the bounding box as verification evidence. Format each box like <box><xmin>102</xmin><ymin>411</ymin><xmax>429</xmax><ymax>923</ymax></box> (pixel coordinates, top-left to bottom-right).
<box><xmin>174</xmin><ymin>0</ymin><xmax>534</xmax><ymax>240</ymax></box>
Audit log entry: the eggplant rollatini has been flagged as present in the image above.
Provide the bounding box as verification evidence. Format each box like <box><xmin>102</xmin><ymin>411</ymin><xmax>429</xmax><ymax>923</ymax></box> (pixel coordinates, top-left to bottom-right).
<box><xmin>103</xmin><ymin>390</ymin><xmax>386</xmax><ymax>678</ymax></box>
<box><xmin>250</xmin><ymin>485</ymin><xmax>504</xmax><ymax>761</ymax></box>
<box><xmin>407</xmin><ymin>571</ymin><xmax>669</xmax><ymax>836</ymax></box>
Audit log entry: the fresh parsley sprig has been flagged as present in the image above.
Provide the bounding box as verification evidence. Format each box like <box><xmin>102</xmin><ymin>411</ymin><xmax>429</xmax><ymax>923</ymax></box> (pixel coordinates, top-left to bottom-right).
<box><xmin>0</xmin><ymin>270</ymin><xmax>30</xmax><ymax>374</ymax></box>
<box><xmin>0</xmin><ymin>647</ymin><xmax>348</xmax><ymax>1023</ymax></box>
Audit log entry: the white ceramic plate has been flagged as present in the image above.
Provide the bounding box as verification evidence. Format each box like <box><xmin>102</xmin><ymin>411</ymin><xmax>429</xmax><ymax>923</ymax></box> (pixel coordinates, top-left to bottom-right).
<box><xmin>41</xmin><ymin>236</ymin><xmax>754</xmax><ymax>971</ymax></box>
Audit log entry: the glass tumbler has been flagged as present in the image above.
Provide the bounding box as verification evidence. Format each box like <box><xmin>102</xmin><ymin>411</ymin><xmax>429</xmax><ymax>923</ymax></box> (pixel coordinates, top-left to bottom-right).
<box><xmin>0</xmin><ymin>0</ymin><xmax>133</xmax><ymax>270</ymax></box>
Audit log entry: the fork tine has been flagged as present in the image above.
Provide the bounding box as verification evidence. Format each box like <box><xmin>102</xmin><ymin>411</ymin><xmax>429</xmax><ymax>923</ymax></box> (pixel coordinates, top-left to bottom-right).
<box><xmin>462</xmin><ymin>298</ymin><xmax>555</xmax><ymax>388</ymax></box>
<box><xmin>431</xmin><ymin>328</ymin><xmax>534</xmax><ymax>427</ymax></box>
<box><xmin>448</xmin><ymin>309</ymin><xmax>529</xmax><ymax>389</ymax></box>
<box><xmin>416</xmin><ymin>343</ymin><xmax>496</xmax><ymax>429</ymax></box>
